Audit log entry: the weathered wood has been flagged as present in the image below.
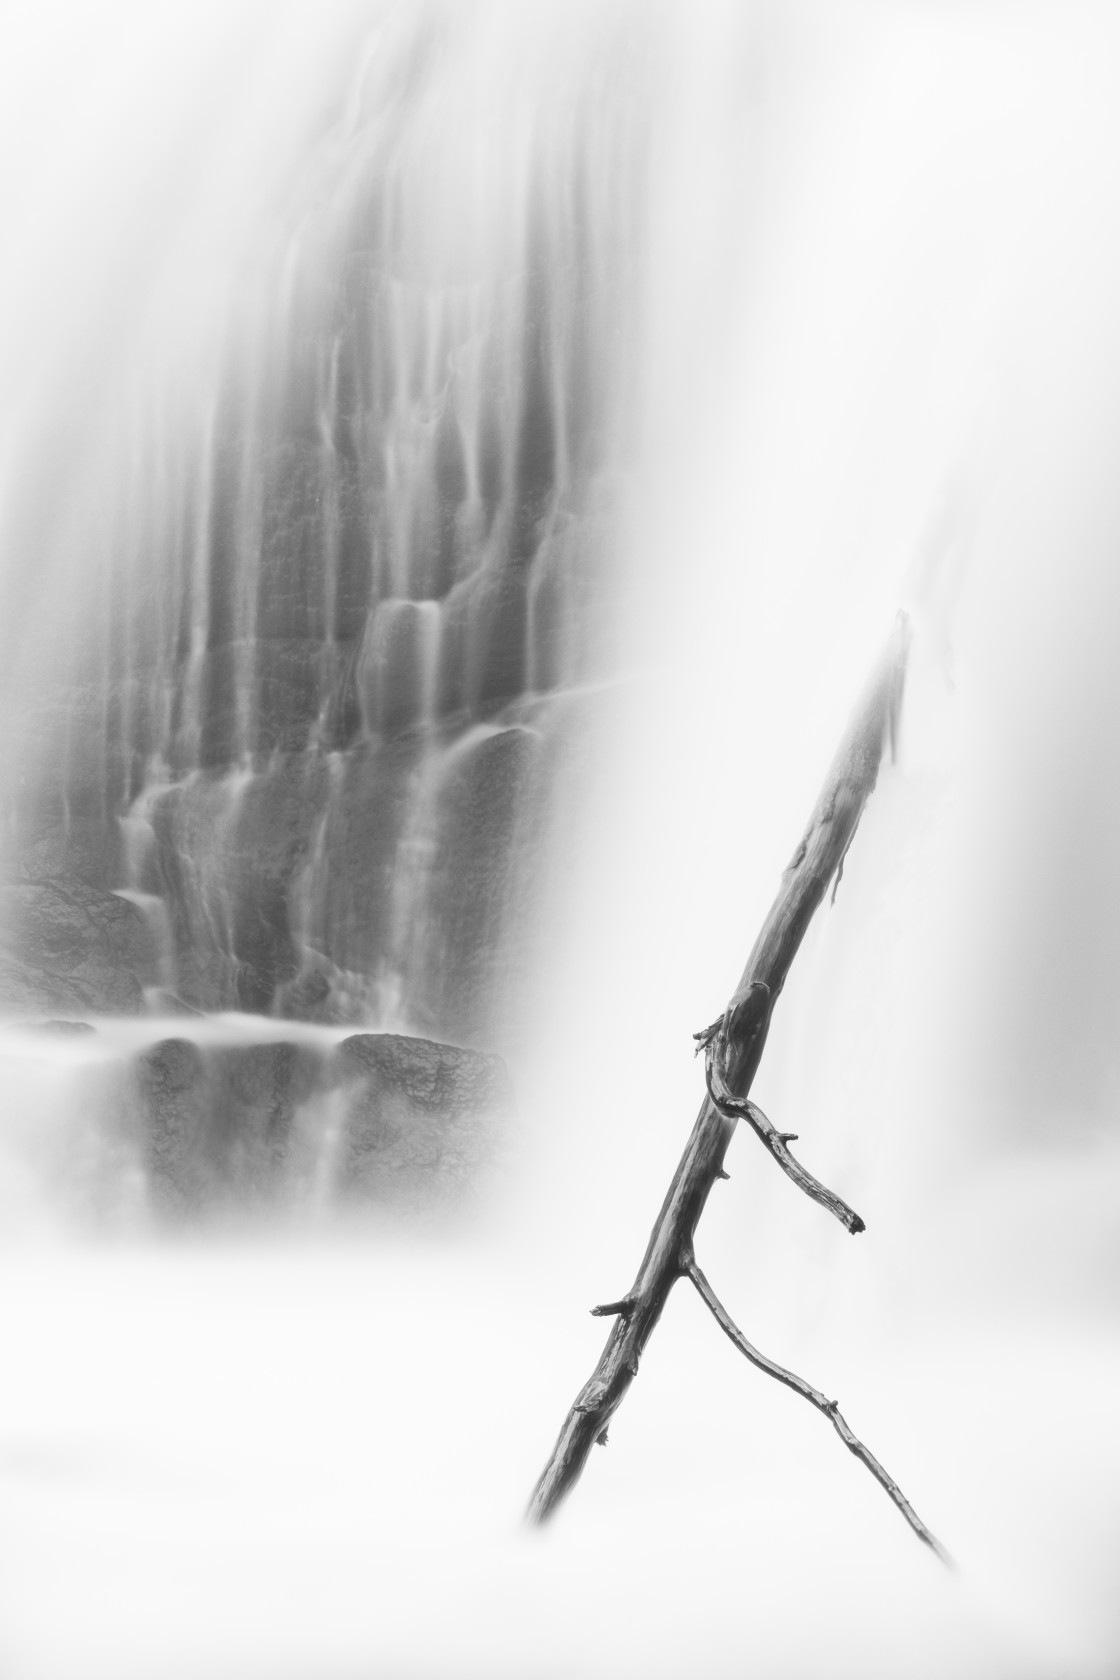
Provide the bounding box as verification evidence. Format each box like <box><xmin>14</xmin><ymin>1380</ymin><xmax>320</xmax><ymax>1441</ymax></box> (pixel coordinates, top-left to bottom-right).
<box><xmin>527</xmin><ymin>615</ymin><xmax>944</xmax><ymax>1558</ymax></box>
<box><xmin>686</xmin><ymin>1257</ymin><xmax>951</xmax><ymax>1563</ymax></box>
<box><xmin>704</xmin><ymin>1061</ymin><xmax>865</xmax><ymax>1234</ymax></box>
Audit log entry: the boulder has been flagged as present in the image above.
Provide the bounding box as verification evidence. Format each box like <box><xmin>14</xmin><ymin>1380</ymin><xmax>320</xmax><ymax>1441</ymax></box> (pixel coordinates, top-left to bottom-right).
<box><xmin>136</xmin><ymin>1037</ymin><xmax>211</xmax><ymax>1213</ymax></box>
<box><xmin>136</xmin><ymin>1037</ymin><xmax>323</xmax><ymax>1215</ymax></box>
<box><xmin>130</xmin><ymin>1030</ymin><xmax>510</xmax><ymax>1218</ymax></box>
<box><xmin>0</xmin><ymin>880</ymin><xmax>154</xmax><ymax>1015</ymax></box>
<box><xmin>329</xmin><ymin>1032</ymin><xmax>512</xmax><ymax>1205</ymax></box>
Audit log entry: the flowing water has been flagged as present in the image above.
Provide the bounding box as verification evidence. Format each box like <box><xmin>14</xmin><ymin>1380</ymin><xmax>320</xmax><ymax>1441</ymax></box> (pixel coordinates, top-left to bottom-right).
<box><xmin>1</xmin><ymin>3</ymin><xmax>1120</xmax><ymax>1677</ymax></box>
<box><xmin>0</xmin><ymin>0</ymin><xmax>645</xmax><ymax>1040</ymax></box>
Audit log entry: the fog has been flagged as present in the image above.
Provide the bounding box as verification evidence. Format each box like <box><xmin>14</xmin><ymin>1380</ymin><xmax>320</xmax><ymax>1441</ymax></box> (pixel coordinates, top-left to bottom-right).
<box><xmin>1</xmin><ymin>3</ymin><xmax>1119</xmax><ymax>1677</ymax></box>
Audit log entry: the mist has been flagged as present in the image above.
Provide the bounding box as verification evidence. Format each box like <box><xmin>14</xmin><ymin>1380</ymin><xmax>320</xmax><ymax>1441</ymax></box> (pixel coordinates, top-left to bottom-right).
<box><xmin>0</xmin><ymin>3</ymin><xmax>1119</xmax><ymax>1677</ymax></box>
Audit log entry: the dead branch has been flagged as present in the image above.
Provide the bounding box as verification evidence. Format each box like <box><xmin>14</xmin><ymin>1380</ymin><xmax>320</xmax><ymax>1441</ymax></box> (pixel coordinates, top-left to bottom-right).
<box><xmin>526</xmin><ymin>614</ymin><xmax>945</xmax><ymax>1559</ymax></box>
<box><xmin>704</xmin><ymin>1051</ymin><xmax>865</xmax><ymax>1234</ymax></box>
<box><xmin>685</xmin><ymin>1256</ymin><xmax>952</xmax><ymax>1565</ymax></box>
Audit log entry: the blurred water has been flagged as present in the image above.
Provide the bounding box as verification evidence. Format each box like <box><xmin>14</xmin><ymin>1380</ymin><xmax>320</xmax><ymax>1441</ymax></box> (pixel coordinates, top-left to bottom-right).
<box><xmin>1</xmin><ymin>2</ymin><xmax>1119</xmax><ymax>1678</ymax></box>
<box><xmin>0</xmin><ymin>0</ymin><xmax>646</xmax><ymax>1036</ymax></box>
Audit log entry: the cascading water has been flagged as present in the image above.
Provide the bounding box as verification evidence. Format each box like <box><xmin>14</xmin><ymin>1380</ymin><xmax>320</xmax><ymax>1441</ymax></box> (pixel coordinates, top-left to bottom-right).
<box><xmin>1</xmin><ymin>4</ymin><xmax>1119</xmax><ymax>1679</ymax></box>
<box><xmin>1</xmin><ymin>0</ymin><xmax>646</xmax><ymax>1044</ymax></box>
<box><xmin>0</xmin><ymin>2</ymin><xmax>655</xmax><ymax>1235</ymax></box>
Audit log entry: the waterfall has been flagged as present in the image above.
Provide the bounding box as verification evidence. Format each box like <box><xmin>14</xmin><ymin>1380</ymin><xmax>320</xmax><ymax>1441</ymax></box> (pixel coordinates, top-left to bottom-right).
<box><xmin>0</xmin><ymin>0</ymin><xmax>648</xmax><ymax>1042</ymax></box>
<box><xmin>0</xmin><ymin>4</ymin><xmax>1119</xmax><ymax>1679</ymax></box>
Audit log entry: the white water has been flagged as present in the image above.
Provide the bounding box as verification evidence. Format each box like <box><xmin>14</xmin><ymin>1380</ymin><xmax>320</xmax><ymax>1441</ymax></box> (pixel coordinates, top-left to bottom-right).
<box><xmin>1</xmin><ymin>3</ymin><xmax>1120</xmax><ymax>1677</ymax></box>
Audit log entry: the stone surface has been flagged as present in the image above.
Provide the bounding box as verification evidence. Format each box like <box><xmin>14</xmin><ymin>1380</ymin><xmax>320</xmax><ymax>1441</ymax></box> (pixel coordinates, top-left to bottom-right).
<box><xmin>136</xmin><ymin>1037</ymin><xmax>211</xmax><ymax>1213</ymax></box>
<box><xmin>272</xmin><ymin>733</ymin><xmax>423</xmax><ymax>1022</ymax></box>
<box><xmin>136</xmin><ymin>1037</ymin><xmax>323</xmax><ymax>1215</ymax></box>
<box><xmin>329</xmin><ymin>1032</ymin><xmax>512</xmax><ymax>1205</ymax></box>
<box><xmin>0</xmin><ymin>681</ymin><xmax>602</xmax><ymax>1044</ymax></box>
<box><xmin>130</xmin><ymin>1030</ymin><xmax>510</xmax><ymax>1218</ymax></box>
<box><xmin>409</xmin><ymin>725</ymin><xmax>543</xmax><ymax>1044</ymax></box>
<box><xmin>147</xmin><ymin>754</ymin><xmax>330</xmax><ymax>1012</ymax></box>
<box><xmin>0</xmin><ymin>75</ymin><xmax>629</xmax><ymax>1046</ymax></box>
<box><xmin>0</xmin><ymin>880</ymin><xmax>154</xmax><ymax>1015</ymax></box>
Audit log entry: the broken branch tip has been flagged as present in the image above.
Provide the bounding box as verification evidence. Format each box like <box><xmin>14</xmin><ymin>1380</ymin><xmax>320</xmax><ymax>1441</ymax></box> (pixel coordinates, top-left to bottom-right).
<box><xmin>590</xmin><ymin>1297</ymin><xmax>633</xmax><ymax>1318</ymax></box>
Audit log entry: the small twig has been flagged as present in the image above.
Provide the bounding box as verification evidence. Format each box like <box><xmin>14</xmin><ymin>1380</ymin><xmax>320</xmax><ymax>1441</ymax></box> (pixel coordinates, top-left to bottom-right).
<box><xmin>684</xmin><ymin>1255</ymin><xmax>951</xmax><ymax>1566</ymax></box>
<box><xmin>591</xmin><ymin>1297</ymin><xmax>635</xmax><ymax>1319</ymax></box>
<box><xmin>704</xmin><ymin>1047</ymin><xmax>865</xmax><ymax>1235</ymax></box>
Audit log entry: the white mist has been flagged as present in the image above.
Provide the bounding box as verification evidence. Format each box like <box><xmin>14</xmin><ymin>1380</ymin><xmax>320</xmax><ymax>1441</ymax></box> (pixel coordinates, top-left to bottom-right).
<box><xmin>1</xmin><ymin>4</ymin><xmax>1119</xmax><ymax>1679</ymax></box>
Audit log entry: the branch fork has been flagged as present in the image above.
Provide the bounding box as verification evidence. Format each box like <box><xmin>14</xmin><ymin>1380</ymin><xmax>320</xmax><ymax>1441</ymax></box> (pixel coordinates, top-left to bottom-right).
<box><xmin>527</xmin><ymin>615</ymin><xmax>947</xmax><ymax>1563</ymax></box>
<box><xmin>703</xmin><ymin>1043</ymin><xmax>866</xmax><ymax>1236</ymax></box>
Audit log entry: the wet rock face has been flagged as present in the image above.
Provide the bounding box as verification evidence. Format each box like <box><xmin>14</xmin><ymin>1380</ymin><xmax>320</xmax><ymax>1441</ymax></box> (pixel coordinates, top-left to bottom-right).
<box><xmin>145</xmin><ymin>755</ymin><xmax>330</xmax><ymax>1014</ymax></box>
<box><xmin>0</xmin><ymin>677</ymin><xmax>601</xmax><ymax>1043</ymax></box>
<box><xmin>0</xmin><ymin>10</ymin><xmax>644</xmax><ymax>1046</ymax></box>
<box><xmin>331</xmin><ymin>1033</ymin><xmax>512</xmax><ymax>1204</ymax></box>
<box><xmin>0</xmin><ymin>879</ymin><xmax>154</xmax><ymax>1015</ymax></box>
<box><xmin>132</xmin><ymin>1031</ymin><xmax>511</xmax><ymax>1219</ymax></box>
<box><xmin>410</xmin><ymin>725</ymin><xmax>543</xmax><ymax>1044</ymax></box>
<box><xmin>137</xmin><ymin>1038</ymin><xmax>323</xmax><ymax>1215</ymax></box>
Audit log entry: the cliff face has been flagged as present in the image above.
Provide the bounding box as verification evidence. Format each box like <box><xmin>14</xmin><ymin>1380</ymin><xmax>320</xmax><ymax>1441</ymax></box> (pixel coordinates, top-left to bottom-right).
<box><xmin>0</xmin><ymin>7</ymin><xmax>646</xmax><ymax>1044</ymax></box>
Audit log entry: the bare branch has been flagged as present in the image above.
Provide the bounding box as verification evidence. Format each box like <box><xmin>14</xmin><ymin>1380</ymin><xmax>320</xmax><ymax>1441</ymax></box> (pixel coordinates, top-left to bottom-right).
<box><xmin>684</xmin><ymin>1256</ymin><xmax>951</xmax><ymax>1566</ymax></box>
<box><xmin>525</xmin><ymin>618</ymin><xmax>942</xmax><ymax>1557</ymax></box>
<box><xmin>704</xmin><ymin>1052</ymin><xmax>865</xmax><ymax>1234</ymax></box>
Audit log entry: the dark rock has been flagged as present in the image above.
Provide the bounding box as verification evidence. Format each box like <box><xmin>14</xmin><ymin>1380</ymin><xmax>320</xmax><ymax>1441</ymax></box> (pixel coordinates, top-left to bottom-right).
<box><xmin>361</xmin><ymin>599</ymin><xmax>438</xmax><ymax>735</ymax></box>
<box><xmin>135</xmin><ymin>1037</ymin><xmax>322</xmax><ymax>1215</ymax></box>
<box><xmin>209</xmin><ymin>1040</ymin><xmax>322</xmax><ymax>1191</ymax></box>
<box><xmin>433</xmin><ymin>565</ymin><xmax>531</xmax><ymax>719</ymax></box>
<box><xmin>147</xmin><ymin>754</ymin><xmax>329</xmax><ymax>1012</ymax></box>
<box><xmin>14</xmin><ymin>815</ymin><xmax>121</xmax><ymax>891</ymax></box>
<box><xmin>275</xmin><ymin>959</ymin><xmax>355</xmax><ymax>1024</ymax></box>
<box><xmin>29</xmin><ymin>1019</ymin><xmax>98</xmax><ymax>1036</ymax></box>
<box><xmin>0</xmin><ymin>880</ymin><xmax>155</xmax><ymax>1015</ymax></box>
<box><xmin>407</xmin><ymin>725</ymin><xmax>543</xmax><ymax>1044</ymax></box>
<box><xmin>135</xmin><ymin>1037</ymin><xmax>211</xmax><ymax>1213</ymax></box>
<box><xmin>129</xmin><ymin>1029</ymin><xmax>510</xmax><ymax>1218</ymax></box>
<box><xmin>330</xmin><ymin>1032</ymin><xmax>511</xmax><ymax>1204</ymax></box>
<box><xmin>470</xmin><ymin>567</ymin><xmax>530</xmax><ymax>714</ymax></box>
<box><xmin>335</xmin><ymin>1031</ymin><xmax>510</xmax><ymax>1112</ymax></box>
<box><xmin>255</xmin><ymin>442</ymin><xmax>331</xmax><ymax>644</ymax></box>
<box><xmin>300</xmin><ymin>734</ymin><xmax>422</xmax><ymax>990</ymax></box>
<box><xmin>254</xmin><ymin>639</ymin><xmax>342</xmax><ymax>757</ymax></box>
<box><xmin>277</xmin><ymin>963</ymin><xmax>333</xmax><ymax>1018</ymax></box>
<box><xmin>194</xmin><ymin>638</ymin><xmax>341</xmax><ymax>767</ymax></box>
